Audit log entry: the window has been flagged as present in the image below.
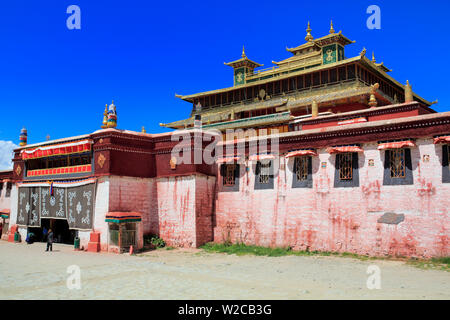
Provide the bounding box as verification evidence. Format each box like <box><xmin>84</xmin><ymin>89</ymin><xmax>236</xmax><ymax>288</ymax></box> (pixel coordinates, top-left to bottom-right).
<box><xmin>383</xmin><ymin>149</ymin><xmax>413</xmax><ymax>185</ymax></box>
<box><xmin>220</xmin><ymin>164</ymin><xmax>240</xmax><ymax>192</ymax></box>
<box><xmin>334</xmin><ymin>153</ymin><xmax>359</xmax><ymax>188</ymax></box>
<box><xmin>0</xmin><ymin>182</ymin><xmax>3</xmax><ymax>197</ymax></box>
<box><xmin>255</xmin><ymin>160</ymin><xmax>274</xmax><ymax>190</ymax></box>
<box><xmin>442</xmin><ymin>145</ymin><xmax>450</xmax><ymax>183</ymax></box>
<box><xmin>223</xmin><ymin>164</ymin><xmax>236</xmax><ymax>186</ymax></box>
<box><xmin>5</xmin><ymin>182</ymin><xmax>12</xmax><ymax>197</ymax></box>
<box><xmin>295</xmin><ymin>157</ymin><xmax>308</xmax><ymax>181</ymax></box>
<box><xmin>389</xmin><ymin>149</ymin><xmax>406</xmax><ymax>178</ymax></box>
<box><xmin>292</xmin><ymin>156</ymin><xmax>313</xmax><ymax>188</ymax></box>
<box><xmin>259</xmin><ymin>162</ymin><xmax>270</xmax><ymax>184</ymax></box>
<box><xmin>338</xmin><ymin>153</ymin><xmax>353</xmax><ymax>180</ymax></box>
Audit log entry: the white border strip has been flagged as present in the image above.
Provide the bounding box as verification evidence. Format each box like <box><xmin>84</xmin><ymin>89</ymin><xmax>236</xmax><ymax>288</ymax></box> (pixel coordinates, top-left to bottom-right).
<box><xmin>17</xmin><ymin>178</ymin><xmax>96</xmax><ymax>188</ymax></box>
<box><xmin>21</xmin><ymin>139</ymin><xmax>93</xmax><ymax>154</ymax></box>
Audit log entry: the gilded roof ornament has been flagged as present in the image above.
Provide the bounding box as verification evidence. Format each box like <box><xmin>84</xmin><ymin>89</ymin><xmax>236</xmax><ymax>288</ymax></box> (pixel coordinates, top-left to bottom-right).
<box><xmin>372</xmin><ymin>51</ymin><xmax>376</xmax><ymax>62</ymax></box>
<box><xmin>329</xmin><ymin>20</ymin><xmax>335</xmax><ymax>34</ymax></box>
<box><xmin>305</xmin><ymin>21</ymin><xmax>313</xmax><ymax>42</ymax></box>
<box><xmin>360</xmin><ymin>47</ymin><xmax>366</xmax><ymax>57</ymax></box>
<box><xmin>101</xmin><ymin>104</ymin><xmax>108</xmax><ymax>129</ymax></box>
<box><xmin>405</xmin><ymin>80</ymin><xmax>413</xmax><ymax>103</ymax></box>
<box><xmin>242</xmin><ymin>45</ymin><xmax>247</xmax><ymax>59</ymax></box>
<box><xmin>141</xmin><ymin>126</ymin><xmax>146</xmax><ymax>133</ymax></box>
<box><xmin>369</xmin><ymin>83</ymin><xmax>379</xmax><ymax>108</ymax></box>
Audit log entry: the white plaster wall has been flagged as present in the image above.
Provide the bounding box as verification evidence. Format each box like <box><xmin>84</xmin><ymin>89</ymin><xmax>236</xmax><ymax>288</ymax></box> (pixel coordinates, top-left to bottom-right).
<box><xmin>85</xmin><ymin>176</ymin><xmax>110</xmax><ymax>249</ymax></box>
<box><xmin>8</xmin><ymin>185</ymin><xmax>18</xmax><ymax>227</ymax></box>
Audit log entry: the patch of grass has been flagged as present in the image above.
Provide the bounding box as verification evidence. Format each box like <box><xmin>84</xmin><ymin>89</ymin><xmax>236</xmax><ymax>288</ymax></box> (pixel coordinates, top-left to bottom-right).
<box><xmin>200</xmin><ymin>242</ymin><xmax>369</xmax><ymax>259</ymax></box>
<box><xmin>407</xmin><ymin>257</ymin><xmax>450</xmax><ymax>272</ymax></box>
<box><xmin>200</xmin><ymin>243</ymin><xmax>450</xmax><ymax>271</ymax></box>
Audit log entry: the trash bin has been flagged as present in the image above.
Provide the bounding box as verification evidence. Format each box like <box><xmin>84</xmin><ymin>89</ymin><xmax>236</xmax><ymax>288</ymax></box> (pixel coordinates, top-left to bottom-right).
<box><xmin>74</xmin><ymin>237</ymin><xmax>80</xmax><ymax>250</ymax></box>
<box><xmin>14</xmin><ymin>231</ymin><xmax>20</xmax><ymax>242</ymax></box>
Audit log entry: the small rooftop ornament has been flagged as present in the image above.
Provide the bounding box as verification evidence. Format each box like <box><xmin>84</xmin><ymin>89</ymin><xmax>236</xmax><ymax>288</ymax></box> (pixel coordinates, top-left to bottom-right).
<box><xmin>107</xmin><ymin>100</ymin><xmax>118</xmax><ymax>128</ymax></box>
<box><xmin>329</xmin><ymin>20</ymin><xmax>335</xmax><ymax>34</ymax></box>
<box><xmin>19</xmin><ymin>127</ymin><xmax>27</xmax><ymax>146</ymax></box>
<box><xmin>305</xmin><ymin>21</ymin><xmax>313</xmax><ymax>42</ymax></box>
<box><xmin>101</xmin><ymin>104</ymin><xmax>108</xmax><ymax>129</ymax></box>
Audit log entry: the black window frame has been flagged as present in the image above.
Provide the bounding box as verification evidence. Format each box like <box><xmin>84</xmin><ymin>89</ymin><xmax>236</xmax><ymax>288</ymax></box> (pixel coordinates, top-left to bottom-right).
<box><xmin>219</xmin><ymin>163</ymin><xmax>240</xmax><ymax>192</ymax></box>
<box><xmin>443</xmin><ymin>145</ymin><xmax>450</xmax><ymax>183</ymax></box>
<box><xmin>383</xmin><ymin>148</ymin><xmax>413</xmax><ymax>185</ymax></box>
<box><xmin>292</xmin><ymin>156</ymin><xmax>313</xmax><ymax>188</ymax></box>
<box><xmin>334</xmin><ymin>152</ymin><xmax>359</xmax><ymax>188</ymax></box>
<box><xmin>254</xmin><ymin>160</ymin><xmax>275</xmax><ymax>190</ymax></box>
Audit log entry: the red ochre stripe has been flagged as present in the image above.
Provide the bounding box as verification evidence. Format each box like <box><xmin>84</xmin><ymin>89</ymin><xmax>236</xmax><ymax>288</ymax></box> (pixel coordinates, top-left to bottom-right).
<box><xmin>27</xmin><ymin>164</ymin><xmax>92</xmax><ymax>177</ymax></box>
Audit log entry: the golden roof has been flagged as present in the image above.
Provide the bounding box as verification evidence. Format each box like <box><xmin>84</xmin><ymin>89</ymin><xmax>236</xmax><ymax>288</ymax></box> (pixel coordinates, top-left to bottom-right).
<box><xmin>224</xmin><ymin>46</ymin><xmax>263</xmax><ymax>69</ymax></box>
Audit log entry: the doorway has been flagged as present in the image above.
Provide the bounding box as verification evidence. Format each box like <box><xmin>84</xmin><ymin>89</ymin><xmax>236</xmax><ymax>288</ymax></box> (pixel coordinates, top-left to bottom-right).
<box><xmin>40</xmin><ymin>218</ymin><xmax>76</xmax><ymax>245</ymax></box>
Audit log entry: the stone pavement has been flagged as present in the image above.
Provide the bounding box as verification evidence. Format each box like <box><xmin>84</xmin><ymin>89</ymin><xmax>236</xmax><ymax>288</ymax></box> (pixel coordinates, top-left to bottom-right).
<box><xmin>0</xmin><ymin>241</ymin><xmax>448</xmax><ymax>299</ymax></box>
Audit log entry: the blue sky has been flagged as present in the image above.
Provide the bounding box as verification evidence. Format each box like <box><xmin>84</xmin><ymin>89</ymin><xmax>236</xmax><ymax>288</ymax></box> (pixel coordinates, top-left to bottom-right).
<box><xmin>0</xmin><ymin>0</ymin><xmax>449</xmax><ymax>154</ymax></box>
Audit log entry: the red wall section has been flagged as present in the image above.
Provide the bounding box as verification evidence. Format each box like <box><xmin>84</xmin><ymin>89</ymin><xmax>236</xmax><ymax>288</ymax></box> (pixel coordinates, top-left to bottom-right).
<box><xmin>213</xmin><ymin>139</ymin><xmax>449</xmax><ymax>258</ymax></box>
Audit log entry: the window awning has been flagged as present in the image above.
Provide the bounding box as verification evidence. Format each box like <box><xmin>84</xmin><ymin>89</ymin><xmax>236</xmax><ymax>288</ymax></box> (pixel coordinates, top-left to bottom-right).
<box><xmin>327</xmin><ymin>146</ymin><xmax>364</xmax><ymax>154</ymax></box>
<box><xmin>377</xmin><ymin>140</ymin><xmax>415</xmax><ymax>150</ymax></box>
<box><xmin>433</xmin><ymin>136</ymin><xmax>450</xmax><ymax>144</ymax></box>
<box><xmin>0</xmin><ymin>209</ymin><xmax>10</xmax><ymax>219</ymax></box>
<box><xmin>285</xmin><ymin>149</ymin><xmax>318</xmax><ymax>158</ymax></box>
<box><xmin>216</xmin><ymin>156</ymin><xmax>241</xmax><ymax>164</ymax></box>
<box><xmin>105</xmin><ymin>212</ymin><xmax>142</xmax><ymax>223</ymax></box>
<box><xmin>249</xmin><ymin>154</ymin><xmax>276</xmax><ymax>161</ymax></box>
<box><xmin>21</xmin><ymin>139</ymin><xmax>93</xmax><ymax>160</ymax></box>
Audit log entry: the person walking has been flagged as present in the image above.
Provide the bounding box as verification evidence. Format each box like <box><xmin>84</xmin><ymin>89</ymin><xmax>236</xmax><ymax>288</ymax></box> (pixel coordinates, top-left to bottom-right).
<box><xmin>46</xmin><ymin>229</ymin><xmax>54</xmax><ymax>252</ymax></box>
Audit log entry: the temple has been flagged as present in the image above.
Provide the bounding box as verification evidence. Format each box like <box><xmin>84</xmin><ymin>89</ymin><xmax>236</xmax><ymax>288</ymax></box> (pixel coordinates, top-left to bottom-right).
<box><xmin>3</xmin><ymin>23</ymin><xmax>450</xmax><ymax>258</ymax></box>
<box><xmin>162</xmin><ymin>21</ymin><xmax>432</xmax><ymax>136</ymax></box>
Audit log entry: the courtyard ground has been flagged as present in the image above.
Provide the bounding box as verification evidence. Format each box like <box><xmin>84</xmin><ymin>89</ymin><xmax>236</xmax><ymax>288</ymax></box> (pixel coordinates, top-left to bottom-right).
<box><xmin>0</xmin><ymin>241</ymin><xmax>448</xmax><ymax>300</ymax></box>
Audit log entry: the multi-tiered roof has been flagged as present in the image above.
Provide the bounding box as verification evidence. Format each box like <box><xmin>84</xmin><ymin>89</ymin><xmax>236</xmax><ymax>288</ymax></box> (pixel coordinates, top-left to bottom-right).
<box><xmin>162</xmin><ymin>22</ymin><xmax>432</xmax><ymax>131</ymax></box>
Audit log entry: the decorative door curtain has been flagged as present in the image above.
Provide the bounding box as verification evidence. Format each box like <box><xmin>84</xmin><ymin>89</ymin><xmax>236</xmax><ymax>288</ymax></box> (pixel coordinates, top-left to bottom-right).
<box><xmin>17</xmin><ymin>181</ymin><xmax>95</xmax><ymax>230</ymax></box>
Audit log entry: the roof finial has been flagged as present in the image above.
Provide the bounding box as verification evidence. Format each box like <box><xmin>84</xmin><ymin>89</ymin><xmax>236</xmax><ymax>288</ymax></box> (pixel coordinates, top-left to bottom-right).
<box><xmin>141</xmin><ymin>126</ymin><xmax>146</xmax><ymax>133</ymax></box>
<box><xmin>372</xmin><ymin>51</ymin><xmax>376</xmax><ymax>62</ymax></box>
<box><xmin>360</xmin><ymin>47</ymin><xmax>367</xmax><ymax>57</ymax></box>
<box><xmin>242</xmin><ymin>45</ymin><xmax>247</xmax><ymax>59</ymax></box>
<box><xmin>405</xmin><ymin>80</ymin><xmax>413</xmax><ymax>103</ymax></box>
<box><xmin>305</xmin><ymin>21</ymin><xmax>313</xmax><ymax>42</ymax></box>
<box><xmin>101</xmin><ymin>104</ymin><xmax>108</xmax><ymax>129</ymax></box>
<box><xmin>329</xmin><ymin>20</ymin><xmax>335</xmax><ymax>34</ymax></box>
<box><xmin>19</xmin><ymin>127</ymin><xmax>27</xmax><ymax>147</ymax></box>
<box><xmin>369</xmin><ymin>83</ymin><xmax>379</xmax><ymax>108</ymax></box>
<box><xmin>106</xmin><ymin>101</ymin><xmax>118</xmax><ymax>128</ymax></box>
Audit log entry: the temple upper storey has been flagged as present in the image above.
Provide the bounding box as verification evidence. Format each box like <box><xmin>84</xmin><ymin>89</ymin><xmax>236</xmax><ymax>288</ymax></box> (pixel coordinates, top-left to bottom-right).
<box><xmin>164</xmin><ymin>22</ymin><xmax>433</xmax><ymax>131</ymax></box>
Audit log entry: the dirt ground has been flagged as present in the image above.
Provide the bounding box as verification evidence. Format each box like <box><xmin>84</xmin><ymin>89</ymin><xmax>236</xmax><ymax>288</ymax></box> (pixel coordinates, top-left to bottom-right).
<box><xmin>0</xmin><ymin>241</ymin><xmax>448</xmax><ymax>300</ymax></box>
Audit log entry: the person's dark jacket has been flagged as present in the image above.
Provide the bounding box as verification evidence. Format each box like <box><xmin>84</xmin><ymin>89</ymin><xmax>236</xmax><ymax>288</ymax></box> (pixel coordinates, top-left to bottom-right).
<box><xmin>47</xmin><ymin>231</ymin><xmax>54</xmax><ymax>244</ymax></box>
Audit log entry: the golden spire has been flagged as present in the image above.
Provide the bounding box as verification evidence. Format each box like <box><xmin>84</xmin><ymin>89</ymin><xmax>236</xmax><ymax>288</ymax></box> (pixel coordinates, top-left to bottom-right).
<box><xmin>141</xmin><ymin>126</ymin><xmax>146</xmax><ymax>133</ymax></box>
<box><xmin>305</xmin><ymin>21</ymin><xmax>313</xmax><ymax>42</ymax></box>
<box><xmin>242</xmin><ymin>45</ymin><xmax>247</xmax><ymax>59</ymax></box>
<box><xmin>329</xmin><ymin>20</ymin><xmax>335</xmax><ymax>34</ymax></box>
<box><xmin>405</xmin><ymin>80</ymin><xmax>413</xmax><ymax>103</ymax></box>
<box><xmin>101</xmin><ymin>104</ymin><xmax>108</xmax><ymax>129</ymax></box>
<box><xmin>360</xmin><ymin>47</ymin><xmax>367</xmax><ymax>57</ymax></box>
<box><xmin>372</xmin><ymin>51</ymin><xmax>376</xmax><ymax>62</ymax></box>
<box><xmin>369</xmin><ymin>83</ymin><xmax>379</xmax><ymax>108</ymax></box>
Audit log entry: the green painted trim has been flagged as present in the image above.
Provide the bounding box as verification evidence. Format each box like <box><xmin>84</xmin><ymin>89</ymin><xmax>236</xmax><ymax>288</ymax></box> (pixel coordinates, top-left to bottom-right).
<box><xmin>105</xmin><ymin>218</ymin><xmax>141</xmax><ymax>223</ymax></box>
<box><xmin>201</xmin><ymin>111</ymin><xmax>291</xmax><ymax>130</ymax></box>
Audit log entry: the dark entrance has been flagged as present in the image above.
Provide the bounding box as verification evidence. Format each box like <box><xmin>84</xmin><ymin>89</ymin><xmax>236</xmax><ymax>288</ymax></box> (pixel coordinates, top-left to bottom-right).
<box><xmin>40</xmin><ymin>218</ymin><xmax>76</xmax><ymax>244</ymax></box>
